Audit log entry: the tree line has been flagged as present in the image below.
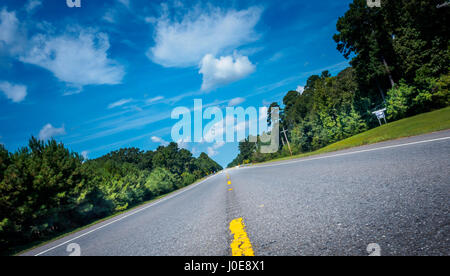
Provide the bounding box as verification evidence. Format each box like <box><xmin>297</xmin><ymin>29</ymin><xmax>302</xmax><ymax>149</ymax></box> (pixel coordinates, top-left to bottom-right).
<box><xmin>228</xmin><ymin>0</ymin><xmax>449</xmax><ymax>167</ymax></box>
<box><xmin>0</xmin><ymin>138</ymin><xmax>222</xmax><ymax>254</ymax></box>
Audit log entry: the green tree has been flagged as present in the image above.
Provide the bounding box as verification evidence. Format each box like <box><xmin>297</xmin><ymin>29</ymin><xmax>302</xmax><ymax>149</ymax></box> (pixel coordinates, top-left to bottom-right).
<box><xmin>145</xmin><ymin>167</ymin><xmax>177</xmax><ymax>197</ymax></box>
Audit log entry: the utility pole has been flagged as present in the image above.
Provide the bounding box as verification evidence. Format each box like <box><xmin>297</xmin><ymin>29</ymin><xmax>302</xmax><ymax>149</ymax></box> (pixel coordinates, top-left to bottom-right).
<box><xmin>376</xmin><ymin>81</ymin><xmax>386</xmax><ymax>104</ymax></box>
<box><xmin>280</xmin><ymin>133</ymin><xmax>286</xmax><ymax>147</ymax></box>
<box><xmin>281</xmin><ymin>127</ymin><xmax>293</xmax><ymax>156</ymax></box>
<box><xmin>381</xmin><ymin>55</ymin><xmax>395</xmax><ymax>89</ymax></box>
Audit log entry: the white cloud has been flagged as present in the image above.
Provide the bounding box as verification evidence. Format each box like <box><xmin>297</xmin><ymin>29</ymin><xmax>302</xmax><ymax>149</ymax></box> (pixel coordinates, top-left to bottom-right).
<box><xmin>25</xmin><ymin>0</ymin><xmax>42</xmax><ymax>13</ymax></box>
<box><xmin>151</xmin><ymin>136</ymin><xmax>169</xmax><ymax>146</ymax></box>
<box><xmin>19</xmin><ymin>28</ymin><xmax>125</xmax><ymax>90</ymax></box>
<box><xmin>117</xmin><ymin>0</ymin><xmax>130</xmax><ymax>8</ymax></box>
<box><xmin>81</xmin><ymin>150</ymin><xmax>89</xmax><ymax>159</ymax></box>
<box><xmin>0</xmin><ymin>8</ymin><xmax>25</xmax><ymax>55</ymax></box>
<box><xmin>0</xmin><ymin>8</ymin><xmax>18</xmax><ymax>45</ymax></box>
<box><xmin>1</xmin><ymin>9</ymin><xmax>125</xmax><ymax>93</ymax></box>
<box><xmin>39</xmin><ymin>123</ymin><xmax>66</xmax><ymax>141</ymax></box>
<box><xmin>103</xmin><ymin>0</ymin><xmax>132</xmax><ymax>24</ymax></box>
<box><xmin>148</xmin><ymin>6</ymin><xmax>262</xmax><ymax>68</ymax></box>
<box><xmin>145</xmin><ymin>96</ymin><xmax>164</xmax><ymax>104</ymax></box>
<box><xmin>207</xmin><ymin>140</ymin><xmax>225</xmax><ymax>157</ymax></box>
<box><xmin>207</xmin><ymin>147</ymin><xmax>217</xmax><ymax>157</ymax></box>
<box><xmin>296</xmin><ymin>86</ymin><xmax>305</xmax><ymax>95</ymax></box>
<box><xmin>0</xmin><ymin>81</ymin><xmax>27</xmax><ymax>103</ymax></box>
<box><xmin>108</xmin><ymin>98</ymin><xmax>133</xmax><ymax>109</ymax></box>
<box><xmin>102</xmin><ymin>9</ymin><xmax>117</xmax><ymax>23</ymax></box>
<box><xmin>177</xmin><ymin>136</ymin><xmax>191</xmax><ymax>149</ymax></box>
<box><xmin>268</xmin><ymin>51</ymin><xmax>284</xmax><ymax>63</ymax></box>
<box><xmin>199</xmin><ymin>54</ymin><xmax>255</xmax><ymax>91</ymax></box>
<box><xmin>228</xmin><ymin>97</ymin><xmax>246</xmax><ymax>107</ymax></box>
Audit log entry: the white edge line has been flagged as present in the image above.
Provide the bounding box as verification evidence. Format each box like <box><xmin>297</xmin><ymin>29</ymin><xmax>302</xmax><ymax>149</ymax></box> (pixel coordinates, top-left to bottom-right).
<box><xmin>33</xmin><ymin>173</ymin><xmax>222</xmax><ymax>256</ymax></box>
<box><xmin>239</xmin><ymin>136</ymin><xmax>450</xmax><ymax>169</ymax></box>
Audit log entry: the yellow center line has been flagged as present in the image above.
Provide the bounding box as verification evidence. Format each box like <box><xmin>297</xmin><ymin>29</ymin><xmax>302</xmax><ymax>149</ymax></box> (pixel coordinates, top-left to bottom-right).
<box><xmin>227</xmin><ymin>180</ymin><xmax>231</xmax><ymax>185</ymax></box>
<box><xmin>229</xmin><ymin>218</ymin><xmax>255</xmax><ymax>256</ymax></box>
<box><xmin>228</xmin><ymin>188</ymin><xmax>233</xmax><ymax>191</ymax></box>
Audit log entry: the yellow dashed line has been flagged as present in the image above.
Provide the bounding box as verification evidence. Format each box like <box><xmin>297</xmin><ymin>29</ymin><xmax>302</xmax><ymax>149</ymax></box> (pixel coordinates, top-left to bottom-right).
<box><xmin>229</xmin><ymin>218</ymin><xmax>255</xmax><ymax>256</ymax></box>
<box><xmin>227</xmin><ymin>180</ymin><xmax>231</xmax><ymax>185</ymax></box>
<box><xmin>228</xmin><ymin>188</ymin><xmax>233</xmax><ymax>191</ymax></box>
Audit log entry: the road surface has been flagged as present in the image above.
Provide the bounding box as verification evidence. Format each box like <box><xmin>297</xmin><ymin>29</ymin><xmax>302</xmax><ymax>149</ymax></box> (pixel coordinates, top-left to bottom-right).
<box><xmin>23</xmin><ymin>130</ymin><xmax>450</xmax><ymax>256</ymax></box>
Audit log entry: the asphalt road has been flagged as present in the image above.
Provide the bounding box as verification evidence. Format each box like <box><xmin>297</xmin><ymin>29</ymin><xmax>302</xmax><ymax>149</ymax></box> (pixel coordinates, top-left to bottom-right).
<box><xmin>23</xmin><ymin>130</ymin><xmax>450</xmax><ymax>256</ymax></box>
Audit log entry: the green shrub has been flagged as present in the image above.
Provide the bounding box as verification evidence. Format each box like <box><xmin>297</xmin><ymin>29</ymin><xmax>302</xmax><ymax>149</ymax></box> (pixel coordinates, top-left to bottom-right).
<box><xmin>145</xmin><ymin>167</ymin><xmax>176</xmax><ymax>197</ymax></box>
<box><xmin>386</xmin><ymin>81</ymin><xmax>416</xmax><ymax>120</ymax></box>
<box><xmin>180</xmin><ymin>172</ymin><xmax>196</xmax><ymax>188</ymax></box>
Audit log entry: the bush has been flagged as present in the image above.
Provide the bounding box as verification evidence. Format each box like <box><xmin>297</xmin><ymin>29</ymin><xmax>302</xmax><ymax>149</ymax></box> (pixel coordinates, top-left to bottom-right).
<box><xmin>386</xmin><ymin>81</ymin><xmax>416</xmax><ymax>120</ymax></box>
<box><xmin>145</xmin><ymin>167</ymin><xmax>177</xmax><ymax>197</ymax></box>
<box><xmin>180</xmin><ymin>172</ymin><xmax>196</xmax><ymax>188</ymax></box>
<box><xmin>429</xmin><ymin>73</ymin><xmax>450</xmax><ymax>108</ymax></box>
<box><xmin>387</xmin><ymin>75</ymin><xmax>450</xmax><ymax>121</ymax></box>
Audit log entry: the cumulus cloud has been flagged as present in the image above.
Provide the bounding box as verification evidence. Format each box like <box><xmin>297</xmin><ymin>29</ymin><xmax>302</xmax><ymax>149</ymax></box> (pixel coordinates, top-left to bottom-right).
<box><xmin>0</xmin><ymin>81</ymin><xmax>27</xmax><ymax>103</ymax></box>
<box><xmin>296</xmin><ymin>86</ymin><xmax>305</xmax><ymax>94</ymax></box>
<box><xmin>1</xmin><ymin>8</ymin><xmax>124</xmax><ymax>95</ymax></box>
<box><xmin>228</xmin><ymin>97</ymin><xmax>246</xmax><ymax>107</ymax></box>
<box><xmin>151</xmin><ymin>136</ymin><xmax>169</xmax><ymax>146</ymax></box>
<box><xmin>148</xmin><ymin>6</ymin><xmax>262</xmax><ymax>68</ymax></box>
<box><xmin>20</xmin><ymin>29</ymin><xmax>125</xmax><ymax>89</ymax></box>
<box><xmin>108</xmin><ymin>98</ymin><xmax>133</xmax><ymax>109</ymax></box>
<box><xmin>39</xmin><ymin>123</ymin><xmax>66</xmax><ymax>141</ymax></box>
<box><xmin>199</xmin><ymin>54</ymin><xmax>255</xmax><ymax>91</ymax></box>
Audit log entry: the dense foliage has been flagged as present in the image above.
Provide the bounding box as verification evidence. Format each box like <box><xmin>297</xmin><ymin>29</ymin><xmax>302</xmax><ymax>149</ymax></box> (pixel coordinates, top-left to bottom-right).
<box><xmin>228</xmin><ymin>0</ymin><xmax>449</xmax><ymax>167</ymax></box>
<box><xmin>0</xmin><ymin>140</ymin><xmax>221</xmax><ymax>253</ymax></box>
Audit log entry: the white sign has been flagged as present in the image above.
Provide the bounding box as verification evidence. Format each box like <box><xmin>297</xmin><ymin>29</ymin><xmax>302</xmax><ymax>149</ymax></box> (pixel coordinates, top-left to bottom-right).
<box><xmin>374</xmin><ymin>111</ymin><xmax>385</xmax><ymax>119</ymax></box>
<box><xmin>372</xmin><ymin>108</ymin><xmax>387</xmax><ymax>125</ymax></box>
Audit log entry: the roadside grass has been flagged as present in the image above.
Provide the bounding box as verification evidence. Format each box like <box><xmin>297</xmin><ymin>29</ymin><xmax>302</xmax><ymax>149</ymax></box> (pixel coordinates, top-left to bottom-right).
<box><xmin>262</xmin><ymin>106</ymin><xmax>450</xmax><ymax>164</ymax></box>
<box><xmin>10</xmin><ymin>174</ymin><xmax>215</xmax><ymax>256</ymax></box>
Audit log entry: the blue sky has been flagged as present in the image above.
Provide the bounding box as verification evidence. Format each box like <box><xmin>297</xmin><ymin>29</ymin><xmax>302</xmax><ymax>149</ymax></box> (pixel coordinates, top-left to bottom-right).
<box><xmin>0</xmin><ymin>0</ymin><xmax>353</xmax><ymax>167</ymax></box>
